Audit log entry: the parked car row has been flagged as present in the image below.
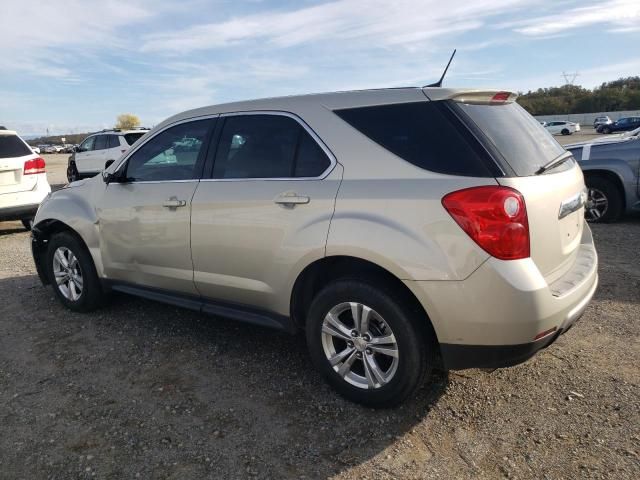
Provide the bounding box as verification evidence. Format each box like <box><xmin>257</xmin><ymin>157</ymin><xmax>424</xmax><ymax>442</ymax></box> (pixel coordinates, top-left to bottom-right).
<box><xmin>35</xmin><ymin>144</ymin><xmax>77</xmax><ymax>154</ymax></box>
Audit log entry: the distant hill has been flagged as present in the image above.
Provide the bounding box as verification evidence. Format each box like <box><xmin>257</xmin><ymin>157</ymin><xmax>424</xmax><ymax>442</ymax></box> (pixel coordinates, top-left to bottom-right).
<box><xmin>26</xmin><ymin>133</ymin><xmax>90</xmax><ymax>146</ymax></box>
<box><xmin>518</xmin><ymin>76</ymin><xmax>640</xmax><ymax>115</ymax></box>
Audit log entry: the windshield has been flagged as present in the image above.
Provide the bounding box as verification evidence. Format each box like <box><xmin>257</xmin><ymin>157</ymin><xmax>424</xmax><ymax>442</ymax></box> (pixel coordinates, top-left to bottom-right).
<box><xmin>454</xmin><ymin>101</ymin><xmax>568</xmax><ymax>176</ymax></box>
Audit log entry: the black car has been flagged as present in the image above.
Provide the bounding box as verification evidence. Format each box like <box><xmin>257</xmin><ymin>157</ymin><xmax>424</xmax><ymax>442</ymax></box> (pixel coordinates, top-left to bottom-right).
<box><xmin>596</xmin><ymin>116</ymin><xmax>640</xmax><ymax>134</ymax></box>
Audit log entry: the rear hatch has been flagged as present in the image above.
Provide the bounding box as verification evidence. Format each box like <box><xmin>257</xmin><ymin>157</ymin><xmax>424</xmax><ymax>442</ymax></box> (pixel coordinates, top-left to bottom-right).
<box><xmin>446</xmin><ymin>94</ymin><xmax>586</xmax><ymax>282</ymax></box>
<box><xmin>0</xmin><ymin>132</ymin><xmax>38</xmax><ymax>195</ymax></box>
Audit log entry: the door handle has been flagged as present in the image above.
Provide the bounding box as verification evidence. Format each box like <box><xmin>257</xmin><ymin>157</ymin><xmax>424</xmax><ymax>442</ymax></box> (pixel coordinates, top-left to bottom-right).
<box><xmin>162</xmin><ymin>198</ymin><xmax>187</xmax><ymax>208</ymax></box>
<box><xmin>274</xmin><ymin>193</ymin><xmax>310</xmax><ymax>206</ymax></box>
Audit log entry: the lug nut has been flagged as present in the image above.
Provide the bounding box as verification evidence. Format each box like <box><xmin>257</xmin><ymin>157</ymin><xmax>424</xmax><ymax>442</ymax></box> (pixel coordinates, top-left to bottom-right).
<box><xmin>347</xmin><ymin>341</ymin><xmax>354</xmax><ymax>347</ymax></box>
<box><xmin>351</xmin><ymin>330</ymin><xmax>358</xmax><ymax>337</ymax></box>
<box><xmin>366</xmin><ymin>348</ymin><xmax>372</xmax><ymax>355</ymax></box>
<box><xmin>356</xmin><ymin>352</ymin><xmax>363</xmax><ymax>359</ymax></box>
<box><xmin>363</xmin><ymin>334</ymin><xmax>371</xmax><ymax>341</ymax></box>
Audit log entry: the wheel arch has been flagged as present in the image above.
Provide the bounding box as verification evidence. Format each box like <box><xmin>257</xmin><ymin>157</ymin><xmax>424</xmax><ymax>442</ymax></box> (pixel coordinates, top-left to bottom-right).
<box><xmin>31</xmin><ymin>219</ymin><xmax>95</xmax><ymax>285</ymax></box>
<box><xmin>582</xmin><ymin>169</ymin><xmax>626</xmax><ymax>211</ymax></box>
<box><xmin>290</xmin><ymin>255</ymin><xmax>440</xmax><ymax>345</ymax></box>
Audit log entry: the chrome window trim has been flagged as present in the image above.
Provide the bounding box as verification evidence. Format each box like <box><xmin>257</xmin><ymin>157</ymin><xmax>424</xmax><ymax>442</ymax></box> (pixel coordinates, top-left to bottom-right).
<box><xmin>111</xmin><ymin>110</ymin><xmax>337</xmax><ymax>184</ymax></box>
<box><xmin>202</xmin><ymin>110</ymin><xmax>337</xmax><ymax>182</ymax></box>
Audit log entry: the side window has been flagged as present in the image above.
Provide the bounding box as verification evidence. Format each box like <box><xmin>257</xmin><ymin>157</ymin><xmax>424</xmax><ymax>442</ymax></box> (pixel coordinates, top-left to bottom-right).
<box><xmin>94</xmin><ymin>135</ymin><xmax>108</xmax><ymax>151</ymax></box>
<box><xmin>79</xmin><ymin>136</ymin><xmax>96</xmax><ymax>152</ymax></box>
<box><xmin>109</xmin><ymin>135</ymin><xmax>120</xmax><ymax>149</ymax></box>
<box><xmin>212</xmin><ymin>114</ymin><xmax>330</xmax><ymax>179</ymax></box>
<box><xmin>124</xmin><ymin>119</ymin><xmax>211</xmax><ymax>182</ymax></box>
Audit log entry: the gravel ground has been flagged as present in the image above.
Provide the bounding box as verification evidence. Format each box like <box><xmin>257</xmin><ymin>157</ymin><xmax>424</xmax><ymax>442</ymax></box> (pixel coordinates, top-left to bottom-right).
<box><xmin>0</xmin><ymin>155</ymin><xmax>638</xmax><ymax>479</ymax></box>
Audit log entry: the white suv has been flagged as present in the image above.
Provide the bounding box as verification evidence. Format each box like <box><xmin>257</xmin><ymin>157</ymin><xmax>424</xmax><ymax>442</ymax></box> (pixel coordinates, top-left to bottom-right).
<box><xmin>67</xmin><ymin>129</ymin><xmax>148</xmax><ymax>182</ymax></box>
<box><xmin>0</xmin><ymin>127</ymin><xmax>51</xmax><ymax>229</ymax></box>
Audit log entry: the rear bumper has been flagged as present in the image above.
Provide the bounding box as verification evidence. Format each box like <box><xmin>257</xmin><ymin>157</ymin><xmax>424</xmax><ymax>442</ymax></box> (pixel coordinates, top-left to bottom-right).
<box><xmin>0</xmin><ymin>203</ymin><xmax>40</xmax><ymax>221</ymax></box>
<box><xmin>405</xmin><ymin>225</ymin><xmax>598</xmax><ymax>370</ymax></box>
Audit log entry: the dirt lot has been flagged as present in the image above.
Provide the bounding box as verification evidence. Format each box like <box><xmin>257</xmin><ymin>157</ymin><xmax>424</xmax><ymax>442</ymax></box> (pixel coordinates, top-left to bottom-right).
<box><xmin>0</xmin><ymin>151</ymin><xmax>639</xmax><ymax>479</ymax></box>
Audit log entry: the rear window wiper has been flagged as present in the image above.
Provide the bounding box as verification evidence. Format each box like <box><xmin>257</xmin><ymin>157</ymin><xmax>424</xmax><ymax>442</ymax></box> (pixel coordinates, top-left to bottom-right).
<box><xmin>535</xmin><ymin>151</ymin><xmax>573</xmax><ymax>175</ymax></box>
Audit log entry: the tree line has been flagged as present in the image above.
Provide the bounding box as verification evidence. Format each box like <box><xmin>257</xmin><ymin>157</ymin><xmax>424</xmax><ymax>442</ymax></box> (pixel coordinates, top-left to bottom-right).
<box><xmin>517</xmin><ymin>77</ymin><xmax>640</xmax><ymax>115</ymax></box>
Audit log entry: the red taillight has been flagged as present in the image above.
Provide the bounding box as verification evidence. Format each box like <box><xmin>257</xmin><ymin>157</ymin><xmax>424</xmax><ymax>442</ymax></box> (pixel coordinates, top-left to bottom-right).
<box><xmin>24</xmin><ymin>157</ymin><xmax>46</xmax><ymax>175</ymax></box>
<box><xmin>442</xmin><ymin>186</ymin><xmax>530</xmax><ymax>260</ymax></box>
<box><xmin>491</xmin><ymin>91</ymin><xmax>511</xmax><ymax>102</ymax></box>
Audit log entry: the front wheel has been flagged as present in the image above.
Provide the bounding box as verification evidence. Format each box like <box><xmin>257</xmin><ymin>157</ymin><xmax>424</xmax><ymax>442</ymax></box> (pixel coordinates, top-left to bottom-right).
<box><xmin>306</xmin><ymin>279</ymin><xmax>433</xmax><ymax>407</ymax></box>
<box><xmin>67</xmin><ymin>162</ymin><xmax>80</xmax><ymax>183</ymax></box>
<box><xmin>561</xmin><ymin>128</ymin><xmax>570</xmax><ymax>135</ymax></box>
<box><xmin>602</xmin><ymin>127</ymin><xmax>611</xmax><ymax>134</ymax></box>
<box><xmin>585</xmin><ymin>176</ymin><xmax>623</xmax><ymax>223</ymax></box>
<box><xmin>46</xmin><ymin>231</ymin><xmax>106</xmax><ymax>312</ymax></box>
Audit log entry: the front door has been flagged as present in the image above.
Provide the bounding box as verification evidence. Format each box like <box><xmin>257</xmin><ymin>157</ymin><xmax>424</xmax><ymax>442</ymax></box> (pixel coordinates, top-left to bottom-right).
<box><xmin>96</xmin><ymin>118</ymin><xmax>215</xmax><ymax>294</ymax></box>
<box><xmin>191</xmin><ymin>113</ymin><xmax>342</xmax><ymax>314</ymax></box>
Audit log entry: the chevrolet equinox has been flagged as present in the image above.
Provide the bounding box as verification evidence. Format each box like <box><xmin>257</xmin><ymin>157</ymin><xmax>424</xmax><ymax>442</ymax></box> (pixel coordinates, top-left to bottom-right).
<box><xmin>31</xmin><ymin>88</ymin><xmax>598</xmax><ymax>407</ymax></box>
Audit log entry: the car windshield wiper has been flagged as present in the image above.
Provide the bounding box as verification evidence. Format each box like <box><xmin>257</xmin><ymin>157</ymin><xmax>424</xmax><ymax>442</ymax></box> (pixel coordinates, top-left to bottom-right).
<box><xmin>535</xmin><ymin>151</ymin><xmax>573</xmax><ymax>175</ymax></box>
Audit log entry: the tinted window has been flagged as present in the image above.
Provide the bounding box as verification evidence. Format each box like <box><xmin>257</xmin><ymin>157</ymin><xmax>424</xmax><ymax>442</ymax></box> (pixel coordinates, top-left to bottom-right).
<box><xmin>334</xmin><ymin>101</ymin><xmax>496</xmax><ymax>177</ymax></box>
<box><xmin>455</xmin><ymin>101</ymin><xmax>568</xmax><ymax>176</ymax></box>
<box><xmin>108</xmin><ymin>135</ymin><xmax>120</xmax><ymax>149</ymax></box>
<box><xmin>94</xmin><ymin>135</ymin><xmax>108</xmax><ymax>150</ymax></box>
<box><xmin>125</xmin><ymin>120</ymin><xmax>211</xmax><ymax>182</ymax></box>
<box><xmin>79</xmin><ymin>136</ymin><xmax>96</xmax><ymax>152</ymax></box>
<box><xmin>295</xmin><ymin>130</ymin><xmax>331</xmax><ymax>177</ymax></box>
<box><xmin>213</xmin><ymin>115</ymin><xmax>330</xmax><ymax>179</ymax></box>
<box><xmin>0</xmin><ymin>134</ymin><xmax>32</xmax><ymax>158</ymax></box>
<box><xmin>124</xmin><ymin>132</ymin><xmax>146</xmax><ymax>145</ymax></box>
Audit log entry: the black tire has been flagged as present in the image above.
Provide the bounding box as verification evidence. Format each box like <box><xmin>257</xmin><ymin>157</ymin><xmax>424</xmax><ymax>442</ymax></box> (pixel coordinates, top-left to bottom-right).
<box><xmin>306</xmin><ymin>279</ymin><xmax>433</xmax><ymax>408</ymax></box>
<box><xmin>21</xmin><ymin>218</ymin><xmax>33</xmax><ymax>231</ymax></box>
<box><xmin>45</xmin><ymin>231</ymin><xmax>106</xmax><ymax>312</ymax></box>
<box><xmin>561</xmin><ymin>128</ymin><xmax>570</xmax><ymax>135</ymax></box>
<box><xmin>67</xmin><ymin>162</ymin><xmax>79</xmax><ymax>183</ymax></box>
<box><xmin>585</xmin><ymin>176</ymin><xmax>623</xmax><ymax>223</ymax></box>
<box><xmin>602</xmin><ymin>127</ymin><xmax>611</xmax><ymax>134</ymax></box>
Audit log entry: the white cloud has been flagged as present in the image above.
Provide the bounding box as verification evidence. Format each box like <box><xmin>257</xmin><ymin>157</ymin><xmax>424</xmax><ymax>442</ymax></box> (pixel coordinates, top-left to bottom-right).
<box><xmin>141</xmin><ymin>0</ymin><xmax>532</xmax><ymax>53</ymax></box>
<box><xmin>511</xmin><ymin>0</ymin><xmax>640</xmax><ymax>36</ymax></box>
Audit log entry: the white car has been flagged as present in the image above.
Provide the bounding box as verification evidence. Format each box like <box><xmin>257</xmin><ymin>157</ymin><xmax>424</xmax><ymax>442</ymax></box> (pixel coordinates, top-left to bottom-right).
<box><xmin>68</xmin><ymin>128</ymin><xmax>148</xmax><ymax>182</ymax></box>
<box><xmin>31</xmin><ymin>146</ymin><xmax>41</xmax><ymax>154</ymax></box>
<box><xmin>544</xmin><ymin>121</ymin><xmax>581</xmax><ymax>136</ymax></box>
<box><xmin>0</xmin><ymin>128</ymin><xmax>51</xmax><ymax>229</ymax></box>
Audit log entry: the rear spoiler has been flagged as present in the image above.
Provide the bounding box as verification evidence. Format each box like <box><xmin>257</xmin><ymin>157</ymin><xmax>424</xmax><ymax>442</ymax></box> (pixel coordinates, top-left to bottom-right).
<box><xmin>423</xmin><ymin>88</ymin><xmax>518</xmax><ymax>105</ymax></box>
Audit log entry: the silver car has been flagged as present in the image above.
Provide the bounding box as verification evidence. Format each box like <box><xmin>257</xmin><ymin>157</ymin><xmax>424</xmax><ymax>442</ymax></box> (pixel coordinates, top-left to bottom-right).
<box><xmin>31</xmin><ymin>88</ymin><xmax>598</xmax><ymax>407</ymax></box>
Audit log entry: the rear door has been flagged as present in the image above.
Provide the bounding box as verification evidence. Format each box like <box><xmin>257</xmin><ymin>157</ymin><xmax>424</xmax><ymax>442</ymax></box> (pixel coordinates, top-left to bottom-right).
<box><xmin>454</xmin><ymin>101</ymin><xmax>587</xmax><ymax>282</ymax></box>
<box><xmin>0</xmin><ymin>133</ymin><xmax>38</xmax><ymax>195</ymax></box>
<box><xmin>190</xmin><ymin>113</ymin><xmax>341</xmax><ymax>312</ymax></box>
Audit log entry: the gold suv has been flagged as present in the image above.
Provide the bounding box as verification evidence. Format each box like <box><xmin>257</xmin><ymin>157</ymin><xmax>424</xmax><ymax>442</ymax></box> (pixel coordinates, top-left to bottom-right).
<box><xmin>31</xmin><ymin>88</ymin><xmax>598</xmax><ymax>406</ymax></box>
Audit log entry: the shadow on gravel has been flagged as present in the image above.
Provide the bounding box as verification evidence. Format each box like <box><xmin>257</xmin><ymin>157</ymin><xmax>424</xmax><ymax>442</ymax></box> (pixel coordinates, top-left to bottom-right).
<box><xmin>0</xmin><ymin>221</ymin><xmax>28</xmax><ymax>236</ymax></box>
<box><xmin>1</xmin><ymin>274</ymin><xmax>448</xmax><ymax>479</ymax></box>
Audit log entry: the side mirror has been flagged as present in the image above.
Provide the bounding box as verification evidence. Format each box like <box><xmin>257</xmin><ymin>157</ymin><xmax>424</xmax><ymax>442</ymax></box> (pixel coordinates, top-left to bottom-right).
<box><xmin>104</xmin><ymin>159</ymin><xmax>115</xmax><ymax>169</ymax></box>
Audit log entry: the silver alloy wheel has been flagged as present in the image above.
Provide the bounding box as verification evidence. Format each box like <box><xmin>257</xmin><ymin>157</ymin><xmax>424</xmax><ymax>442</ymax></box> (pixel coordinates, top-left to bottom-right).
<box><xmin>321</xmin><ymin>302</ymin><xmax>399</xmax><ymax>390</ymax></box>
<box><xmin>52</xmin><ymin>246</ymin><xmax>83</xmax><ymax>301</ymax></box>
<box><xmin>585</xmin><ymin>188</ymin><xmax>608</xmax><ymax>221</ymax></box>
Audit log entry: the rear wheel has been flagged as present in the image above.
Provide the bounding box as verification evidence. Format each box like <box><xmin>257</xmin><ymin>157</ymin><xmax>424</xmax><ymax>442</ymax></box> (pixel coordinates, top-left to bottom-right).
<box><xmin>46</xmin><ymin>231</ymin><xmax>106</xmax><ymax>311</ymax></box>
<box><xmin>561</xmin><ymin>128</ymin><xmax>570</xmax><ymax>135</ymax></box>
<box><xmin>585</xmin><ymin>176</ymin><xmax>623</xmax><ymax>223</ymax></box>
<box><xmin>306</xmin><ymin>279</ymin><xmax>433</xmax><ymax>407</ymax></box>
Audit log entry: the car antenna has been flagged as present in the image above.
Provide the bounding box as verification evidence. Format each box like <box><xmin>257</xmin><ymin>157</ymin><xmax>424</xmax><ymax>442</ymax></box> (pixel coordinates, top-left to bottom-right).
<box><xmin>424</xmin><ymin>49</ymin><xmax>456</xmax><ymax>88</ymax></box>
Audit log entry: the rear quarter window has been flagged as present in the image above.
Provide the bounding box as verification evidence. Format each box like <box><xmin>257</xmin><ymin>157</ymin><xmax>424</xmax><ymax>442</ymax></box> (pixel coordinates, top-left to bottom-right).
<box><xmin>333</xmin><ymin>101</ymin><xmax>499</xmax><ymax>177</ymax></box>
<box><xmin>0</xmin><ymin>134</ymin><xmax>33</xmax><ymax>158</ymax></box>
<box><xmin>124</xmin><ymin>132</ymin><xmax>146</xmax><ymax>145</ymax></box>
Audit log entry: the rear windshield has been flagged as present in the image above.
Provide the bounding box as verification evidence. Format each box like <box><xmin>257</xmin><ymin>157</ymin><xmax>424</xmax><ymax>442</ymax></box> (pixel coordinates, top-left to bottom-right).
<box><xmin>0</xmin><ymin>134</ymin><xmax>33</xmax><ymax>158</ymax></box>
<box><xmin>123</xmin><ymin>132</ymin><xmax>146</xmax><ymax>145</ymax></box>
<box><xmin>334</xmin><ymin>101</ymin><xmax>500</xmax><ymax>177</ymax></box>
<box><xmin>454</xmin><ymin>101</ymin><xmax>568</xmax><ymax>176</ymax></box>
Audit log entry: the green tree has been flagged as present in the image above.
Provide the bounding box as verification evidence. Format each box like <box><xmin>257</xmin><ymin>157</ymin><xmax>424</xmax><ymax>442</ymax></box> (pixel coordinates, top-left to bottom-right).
<box><xmin>115</xmin><ymin>113</ymin><xmax>141</xmax><ymax>130</ymax></box>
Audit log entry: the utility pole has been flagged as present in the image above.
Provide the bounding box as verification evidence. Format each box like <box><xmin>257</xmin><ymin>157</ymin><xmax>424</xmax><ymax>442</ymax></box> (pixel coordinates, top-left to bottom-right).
<box><xmin>561</xmin><ymin>72</ymin><xmax>580</xmax><ymax>120</ymax></box>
